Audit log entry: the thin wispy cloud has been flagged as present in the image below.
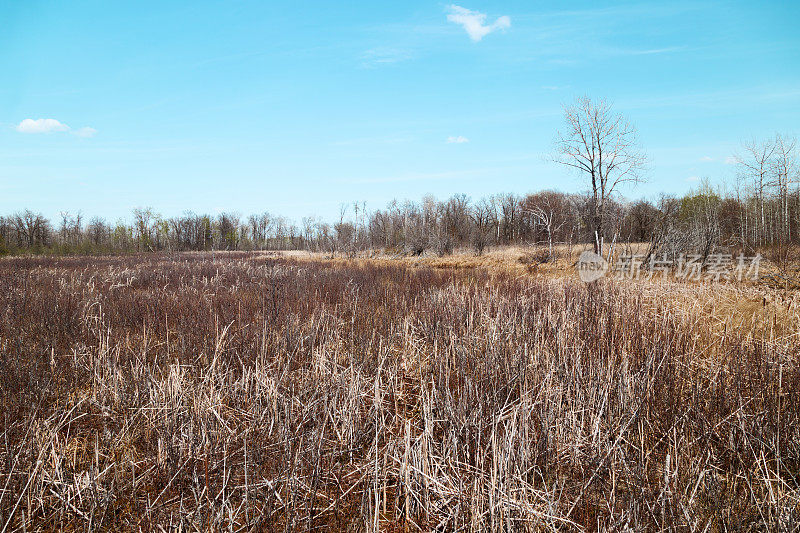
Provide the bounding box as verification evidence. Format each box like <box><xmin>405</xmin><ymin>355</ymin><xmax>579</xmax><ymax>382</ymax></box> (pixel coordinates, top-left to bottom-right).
<box><xmin>446</xmin><ymin>135</ymin><xmax>469</xmax><ymax>144</ymax></box>
<box><xmin>699</xmin><ymin>156</ymin><xmax>713</xmax><ymax>162</ymax></box>
<box><xmin>621</xmin><ymin>84</ymin><xmax>800</xmax><ymax>112</ymax></box>
<box><xmin>360</xmin><ymin>47</ymin><xmax>413</xmax><ymax>68</ymax></box>
<box><xmin>348</xmin><ymin>168</ymin><xmax>486</xmax><ymax>185</ymax></box>
<box><xmin>345</xmin><ymin>163</ymin><xmax>537</xmax><ymax>185</ymax></box>
<box><xmin>686</xmin><ymin>175</ymin><xmax>700</xmax><ymax>182</ymax></box>
<box><xmin>446</xmin><ymin>5</ymin><xmax>510</xmax><ymax>42</ymax></box>
<box><xmin>15</xmin><ymin>118</ymin><xmax>97</xmax><ymax>137</ymax></box>
<box><xmin>73</xmin><ymin>127</ymin><xmax>98</xmax><ymax>138</ymax></box>
<box><xmin>624</xmin><ymin>46</ymin><xmax>688</xmax><ymax>56</ymax></box>
<box><xmin>331</xmin><ymin>136</ymin><xmax>413</xmax><ymax>147</ymax></box>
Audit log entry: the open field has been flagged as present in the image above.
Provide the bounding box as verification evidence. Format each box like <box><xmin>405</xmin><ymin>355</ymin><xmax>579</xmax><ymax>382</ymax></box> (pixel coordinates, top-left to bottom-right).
<box><xmin>1</xmin><ymin>251</ymin><xmax>799</xmax><ymax>531</ymax></box>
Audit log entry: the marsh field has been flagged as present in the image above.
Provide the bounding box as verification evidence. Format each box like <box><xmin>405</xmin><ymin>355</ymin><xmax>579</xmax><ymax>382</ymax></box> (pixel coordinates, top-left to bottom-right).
<box><xmin>0</xmin><ymin>250</ymin><xmax>799</xmax><ymax>531</ymax></box>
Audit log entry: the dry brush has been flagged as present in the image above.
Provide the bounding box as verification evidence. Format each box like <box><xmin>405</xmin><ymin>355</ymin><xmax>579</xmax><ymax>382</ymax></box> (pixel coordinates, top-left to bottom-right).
<box><xmin>0</xmin><ymin>253</ymin><xmax>798</xmax><ymax>531</ymax></box>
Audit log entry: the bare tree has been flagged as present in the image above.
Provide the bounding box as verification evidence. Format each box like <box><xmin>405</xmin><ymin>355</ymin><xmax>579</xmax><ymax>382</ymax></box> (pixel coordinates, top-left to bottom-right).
<box><xmin>334</xmin><ymin>204</ymin><xmax>355</xmax><ymax>257</ymax></box>
<box><xmin>132</xmin><ymin>207</ymin><xmax>156</xmax><ymax>251</ymax></box>
<box><xmin>524</xmin><ymin>191</ymin><xmax>569</xmax><ymax>261</ymax></box>
<box><xmin>216</xmin><ymin>212</ymin><xmax>240</xmax><ymax>250</ymax></box>
<box><xmin>736</xmin><ymin>137</ymin><xmax>777</xmax><ymax>246</ymax></box>
<box><xmin>87</xmin><ymin>217</ymin><xmax>109</xmax><ymax>247</ymax></box>
<box><xmin>554</xmin><ymin>97</ymin><xmax>647</xmax><ymax>253</ymax></box>
<box><xmin>12</xmin><ymin>210</ymin><xmax>50</xmax><ymax>248</ymax></box>
<box><xmin>771</xmin><ymin>134</ymin><xmax>797</xmax><ymax>243</ymax></box>
<box><xmin>470</xmin><ymin>198</ymin><xmax>494</xmax><ymax>256</ymax></box>
<box><xmin>497</xmin><ymin>194</ymin><xmax>520</xmax><ymax>244</ymax></box>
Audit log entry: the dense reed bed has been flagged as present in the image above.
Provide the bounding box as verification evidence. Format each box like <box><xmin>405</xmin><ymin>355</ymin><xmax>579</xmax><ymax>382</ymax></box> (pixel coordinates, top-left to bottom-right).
<box><xmin>0</xmin><ymin>253</ymin><xmax>798</xmax><ymax>531</ymax></box>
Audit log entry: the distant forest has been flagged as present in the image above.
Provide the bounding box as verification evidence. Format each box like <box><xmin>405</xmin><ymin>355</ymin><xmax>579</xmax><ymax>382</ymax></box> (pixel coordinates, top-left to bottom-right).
<box><xmin>3</xmin><ymin>100</ymin><xmax>797</xmax><ymax>263</ymax></box>
<box><xmin>2</xmin><ymin>177</ymin><xmax>798</xmax><ymax>260</ymax></box>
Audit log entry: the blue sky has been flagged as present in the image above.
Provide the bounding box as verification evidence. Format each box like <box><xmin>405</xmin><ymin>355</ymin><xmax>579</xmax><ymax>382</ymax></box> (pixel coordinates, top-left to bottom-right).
<box><xmin>2</xmin><ymin>0</ymin><xmax>799</xmax><ymax>222</ymax></box>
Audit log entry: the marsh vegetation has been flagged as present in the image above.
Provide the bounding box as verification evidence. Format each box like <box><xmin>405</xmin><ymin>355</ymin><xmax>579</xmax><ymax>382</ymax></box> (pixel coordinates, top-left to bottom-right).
<box><xmin>1</xmin><ymin>252</ymin><xmax>798</xmax><ymax>530</ymax></box>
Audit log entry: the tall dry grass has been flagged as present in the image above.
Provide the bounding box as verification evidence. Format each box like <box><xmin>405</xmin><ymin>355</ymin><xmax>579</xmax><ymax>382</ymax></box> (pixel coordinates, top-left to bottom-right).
<box><xmin>0</xmin><ymin>253</ymin><xmax>798</xmax><ymax>531</ymax></box>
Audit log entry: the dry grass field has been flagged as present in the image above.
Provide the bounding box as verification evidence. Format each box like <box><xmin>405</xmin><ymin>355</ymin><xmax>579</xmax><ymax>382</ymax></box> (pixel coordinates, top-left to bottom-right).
<box><xmin>1</xmin><ymin>249</ymin><xmax>799</xmax><ymax>531</ymax></box>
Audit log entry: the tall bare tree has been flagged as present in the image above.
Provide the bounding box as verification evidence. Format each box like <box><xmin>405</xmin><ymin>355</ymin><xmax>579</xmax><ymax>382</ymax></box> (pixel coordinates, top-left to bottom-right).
<box><xmin>736</xmin><ymin>137</ymin><xmax>776</xmax><ymax>246</ymax></box>
<box><xmin>771</xmin><ymin>134</ymin><xmax>797</xmax><ymax>243</ymax></box>
<box><xmin>554</xmin><ymin>97</ymin><xmax>647</xmax><ymax>253</ymax></box>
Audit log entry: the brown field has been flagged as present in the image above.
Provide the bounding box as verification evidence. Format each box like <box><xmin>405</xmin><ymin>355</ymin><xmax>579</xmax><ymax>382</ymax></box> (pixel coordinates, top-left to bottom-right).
<box><xmin>1</xmin><ymin>250</ymin><xmax>799</xmax><ymax>531</ymax></box>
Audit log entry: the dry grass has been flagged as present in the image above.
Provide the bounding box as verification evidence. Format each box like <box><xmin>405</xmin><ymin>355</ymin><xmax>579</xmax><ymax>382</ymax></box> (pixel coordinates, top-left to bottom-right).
<box><xmin>0</xmin><ymin>251</ymin><xmax>798</xmax><ymax>531</ymax></box>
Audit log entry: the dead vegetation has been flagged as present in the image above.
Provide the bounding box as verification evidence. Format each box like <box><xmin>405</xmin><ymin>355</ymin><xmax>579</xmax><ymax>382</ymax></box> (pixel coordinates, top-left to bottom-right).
<box><xmin>0</xmin><ymin>252</ymin><xmax>798</xmax><ymax>531</ymax></box>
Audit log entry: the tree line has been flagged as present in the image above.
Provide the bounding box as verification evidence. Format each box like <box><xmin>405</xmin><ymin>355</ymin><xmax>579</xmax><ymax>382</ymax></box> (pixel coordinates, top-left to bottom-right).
<box><xmin>2</xmin><ymin>99</ymin><xmax>796</xmax><ymax>262</ymax></box>
<box><xmin>2</xmin><ymin>179</ymin><xmax>797</xmax><ymax>260</ymax></box>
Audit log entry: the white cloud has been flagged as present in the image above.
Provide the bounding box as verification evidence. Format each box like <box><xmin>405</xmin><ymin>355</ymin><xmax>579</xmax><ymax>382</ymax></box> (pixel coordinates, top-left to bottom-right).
<box><xmin>16</xmin><ymin>118</ymin><xmax>70</xmax><ymax>134</ymax></box>
<box><xmin>686</xmin><ymin>175</ymin><xmax>700</xmax><ymax>182</ymax></box>
<box><xmin>446</xmin><ymin>5</ymin><xmax>510</xmax><ymax>42</ymax></box>
<box><xmin>15</xmin><ymin>118</ymin><xmax>96</xmax><ymax>137</ymax></box>
<box><xmin>724</xmin><ymin>156</ymin><xmax>737</xmax><ymax>165</ymax></box>
<box><xmin>699</xmin><ymin>156</ymin><xmax>713</xmax><ymax>162</ymax></box>
<box><xmin>446</xmin><ymin>135</ymin><xmax>469</xmax><ymax>144</ymax></box>
<box><xmin>72</xmin><ymin>126</ymin><xmax>97</xmax><ymax>138</ymax></box>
